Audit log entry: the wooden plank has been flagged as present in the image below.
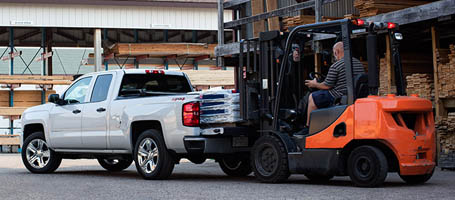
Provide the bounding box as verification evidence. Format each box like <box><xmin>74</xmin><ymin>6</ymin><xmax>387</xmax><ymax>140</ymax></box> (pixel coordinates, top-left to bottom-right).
<box><xmin>0</xmin><ymin>107</ymin><xmax>27</xmax><ymax>116</ymax></box>
<box><xmin>0</xmin><ymin>136</ymin><xmax>20</xmax><ymax>145</ymax></box>
<box><xmin>432</xmin><ymin>26</ymin><xmax>443</xmax><ymax>119</ymax></box>
<box><xmin>266</xmin><ymin>0</ymin><xmax>280</xmax><ymax>31</ymax></box>
<box><xmin>385</xmin><ymin>35</ymin><xmax>393</xmax><ymax>94</ymax></box>
<box><xmin>251</xmin><ymin>0</ymin><xmax>266</xmax><ymax>38</ymax></box>
<box><xmin>0</xmin><ymin>79</ymin><xmax>71</xmax><ymax>85</ymax></box>
<box><xmin>180</xmin><ymin>70</ymin><xmax>235</xmax><ymax>86</ymax></box>
<box><xmin>108</xmin><ymin>43</ymin><xmax>217</xmax><ymax>58</ymax></box>
<box><xmin>0</xmin><ymin>75</ymin><xmax>73</xmax><ymax>81</ymax></box>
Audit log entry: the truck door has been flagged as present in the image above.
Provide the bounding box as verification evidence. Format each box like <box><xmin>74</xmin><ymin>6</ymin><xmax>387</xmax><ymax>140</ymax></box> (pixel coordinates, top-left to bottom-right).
<box><xmin>49</xmin><ymin>76</ymin><xmax>93</xmax><ymax>149</ymax></box>
<box><xmin>80</xmin><ymin>73</ymin><xmax>114</xmax><ymax>149</ymax></box>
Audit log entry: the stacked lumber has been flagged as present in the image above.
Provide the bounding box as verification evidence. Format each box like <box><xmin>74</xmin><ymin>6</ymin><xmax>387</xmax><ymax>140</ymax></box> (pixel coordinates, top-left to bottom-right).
<box><xmin>282</xmin><ymin>15</ymin><xmax>315</xmax><ymax>31</ymax></box>
<box><xmin>354</xmin><ymin>0</ymin><xmax>433</xmax><ymax>18</ymax></box>
<box><xmin>0</xmin><ymin>75</ymin><xmax>73</xmax><ymax>85</ymax></box>
<box><xmin>405</xmin><ymin>73</ymin><xmax>434</xmax><ymax>101</ymax></box>
<box><xmin>437</xmin><ymin>45</ymin><xmax>455</xmax><ymax>98</ymax></box>
<box><xmin>179</xmin><ymin>70</ymin><xmax>234</xmax><ymax>90</ymax></box>
<box><xmin>437</xmin><ymin>113</ymin><xmax>455</xmax><ymax>154</ymax></box>
<box><xmin>106</xmin><ymin>43</ymin><xmax>216</xmax><ymax>58</ymax></box>
<box><xmin>378</xmin><ymin>58</ymin><xmax>396</xmax><ymax>95</ymax></box>
<box><xmin>379</xmin><ymin>53</ymin><xmax>433</xmax><ymax>96</ymax></box>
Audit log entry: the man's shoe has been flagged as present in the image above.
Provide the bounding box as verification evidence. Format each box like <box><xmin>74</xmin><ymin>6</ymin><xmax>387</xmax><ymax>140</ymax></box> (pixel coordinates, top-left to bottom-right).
<box><xmin>294</xmin><ymin>127</ymin><xmax>309</xmax><ymax>136</ymax></box>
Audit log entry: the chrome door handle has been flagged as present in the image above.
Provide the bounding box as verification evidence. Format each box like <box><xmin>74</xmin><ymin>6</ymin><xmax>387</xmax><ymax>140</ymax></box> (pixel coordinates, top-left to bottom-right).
<box><xmin>72</xmin><ymin>109</ymin><xmax>81</xmax><ymax>114</ymax></box>
<box><xmin>96</xmin><ymin>107</ymin><xmax>106</xmax><ymax>112</ymax></box>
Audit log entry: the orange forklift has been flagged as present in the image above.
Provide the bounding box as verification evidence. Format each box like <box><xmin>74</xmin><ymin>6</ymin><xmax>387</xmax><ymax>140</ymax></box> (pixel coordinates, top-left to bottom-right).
<box><xmin>232</xmin><ymin>19</ymin><xmax>435</xmax><ymax>187</ymax></box>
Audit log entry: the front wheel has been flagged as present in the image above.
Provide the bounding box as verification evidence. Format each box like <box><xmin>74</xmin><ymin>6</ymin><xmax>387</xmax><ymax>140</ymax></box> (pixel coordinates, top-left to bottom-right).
<box><xmin>133</xmin><ymin>129</ymin><xmax>175</xmax><ymax>180</ymax></box>
<box><xmin>21</xmin><ymin>132</ymin><xmax>62</xmax><ymax>173</ymax></box>
<box><xmin>251</xmin><ymin>135</ymin><xmax>290</xmax><ymax>183</ymax></box>
<box><xmin>219</xmin><ymin>156</ymin><xmax>252</xmax><ymax>177</ymax></box>
<box><xmin>97</xmin><ymin>157</ymin><xmax>133</xmax><ymax>172</ymax></box>
<box><xmin>399</xmin><ymin>168</ymin><xmax>434</xmax><ymax>184</ymax></box>
<box><xmin>347</xmin><ymin>145</ymin><xmax>388</xmax><ymax>187</ymax></box>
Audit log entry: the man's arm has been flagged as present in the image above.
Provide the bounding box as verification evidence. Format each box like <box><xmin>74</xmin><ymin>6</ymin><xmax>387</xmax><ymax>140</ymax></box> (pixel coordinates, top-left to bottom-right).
<box><xmin>305</xmin><ymin>79</ymin><xmax>332</xmax><ymax>90</ymax></box>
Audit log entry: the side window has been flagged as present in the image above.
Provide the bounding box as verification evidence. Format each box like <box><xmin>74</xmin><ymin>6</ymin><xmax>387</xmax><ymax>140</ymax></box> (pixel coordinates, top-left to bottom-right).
<box><xmin>63</xmin><ymin>77</ymin><xmax>92</xmax><ymax>104</ymax></box>
<box><xmin>90</xmin><ymin>74</ymin><xmax>113</xmax><ymax>102</ymax></box>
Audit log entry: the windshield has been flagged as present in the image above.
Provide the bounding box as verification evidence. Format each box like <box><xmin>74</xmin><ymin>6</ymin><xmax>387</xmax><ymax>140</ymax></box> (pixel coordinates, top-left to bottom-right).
<box><xmin>119</xmin><ymin>74</ymin><xmax>192</xmax><ymax>97</ymax></box>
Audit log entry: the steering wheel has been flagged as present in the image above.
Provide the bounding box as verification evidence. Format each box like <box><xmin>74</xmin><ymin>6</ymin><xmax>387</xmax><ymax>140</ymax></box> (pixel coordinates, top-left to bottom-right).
<box><xmin>309</xmin><ymin>72</ymin><xmax>326</xmax><ymax>83</ymax></box>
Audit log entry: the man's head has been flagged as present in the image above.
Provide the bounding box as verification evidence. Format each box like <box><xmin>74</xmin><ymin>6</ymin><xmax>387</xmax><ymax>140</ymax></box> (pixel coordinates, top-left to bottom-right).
<box><xmin>292</xmin><ymin>44</ymin><xmax>300</xmax><ymax>62</ymax></box>
<box><xmin>332</xmin><ymin>42</ymin><xmax>344</xmax><ymax>61</ymax></box>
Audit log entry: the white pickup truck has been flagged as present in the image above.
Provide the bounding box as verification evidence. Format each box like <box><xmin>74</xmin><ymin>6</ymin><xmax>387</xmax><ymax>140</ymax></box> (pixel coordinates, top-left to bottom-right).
<box><xmin>20</xmin><ymin>69</ymin><xmax>251</xmax><ymax>179</ymax></box>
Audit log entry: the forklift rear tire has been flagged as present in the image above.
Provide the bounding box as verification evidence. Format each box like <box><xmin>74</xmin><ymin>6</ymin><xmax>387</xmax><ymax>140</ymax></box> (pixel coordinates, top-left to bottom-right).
<box><xmin>347</xmin><ymin>145</ymin><xmax>388</xmax><ymax>187</ymax></box>
<box><xmin>251</xmin><ymin>135</ymin><xmax>290</xmax><ymax>183</ymax></box>
<box><xmin>399</xmin><ymin>168</ymin><xmax>434</xmax><ymax>184</ymax></box>
<box><xmin>219</xmin><ymin>156</ymin><xmax>252</xmax><ymax>177</ymax></box>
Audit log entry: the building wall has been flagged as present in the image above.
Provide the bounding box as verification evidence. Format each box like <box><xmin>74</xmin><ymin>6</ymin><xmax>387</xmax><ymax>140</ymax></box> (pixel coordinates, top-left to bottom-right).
<box><xmin>0</xmin><ymin>3</ymin><xmax>231</xmax><ymax>30</ymax></box>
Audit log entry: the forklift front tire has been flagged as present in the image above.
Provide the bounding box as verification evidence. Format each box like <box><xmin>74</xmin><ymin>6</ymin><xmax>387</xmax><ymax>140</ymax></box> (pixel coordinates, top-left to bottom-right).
<box><xmin>251</xmin><ymin>135</ymin><xmax>290</xmax><ymax>183</ymax></box>
<box><xmin>347</xmin><ymin>145</ymin><xmax>388</xmax><ymax>187</ymax></box>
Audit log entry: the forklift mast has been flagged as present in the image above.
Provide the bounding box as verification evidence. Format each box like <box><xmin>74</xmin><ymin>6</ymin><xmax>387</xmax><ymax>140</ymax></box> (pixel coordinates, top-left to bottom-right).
<box><xmin>235</xmin><ymin>19</ymin><xmax>405</xmax><ymax>132</ymax></box>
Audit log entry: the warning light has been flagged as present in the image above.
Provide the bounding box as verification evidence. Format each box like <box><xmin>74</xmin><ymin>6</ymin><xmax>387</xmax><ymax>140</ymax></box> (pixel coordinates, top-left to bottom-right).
<box><xmin>387</xmin><ymin>22</ymin><xmax>397</xmax><ymax>29</ymax></box>
<box><xmin>352</xmin><ymin>19</ymin><xmax>365</xmax><ymax>26</ymax></box>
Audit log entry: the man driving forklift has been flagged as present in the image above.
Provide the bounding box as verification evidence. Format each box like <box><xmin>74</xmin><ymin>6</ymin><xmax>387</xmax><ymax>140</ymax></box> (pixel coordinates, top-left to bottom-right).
<box><xmin>303</xmin><ymin>41</ymin><xmax>364</xmax><ymax>133</ymax></box>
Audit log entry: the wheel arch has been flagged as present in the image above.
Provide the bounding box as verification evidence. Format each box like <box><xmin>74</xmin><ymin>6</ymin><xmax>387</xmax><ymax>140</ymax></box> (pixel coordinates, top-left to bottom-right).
<box><xmin>341</xmin><ymin>139</ymin><xmax>399</xmax><ymax>174</ymax></box>
<box><xmin>23</xmin><ymin>123</ymin><xmax>45</xmax><ymax>142</ymax></box>
<box><xmin>130</xmin><ymin>120</ymin><xmax>164</xmax><ymax>148</ymax></box>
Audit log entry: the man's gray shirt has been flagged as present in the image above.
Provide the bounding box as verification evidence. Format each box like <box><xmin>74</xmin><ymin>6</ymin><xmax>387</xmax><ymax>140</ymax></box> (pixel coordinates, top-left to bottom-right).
<box><xmin>322</xmin><ymin>57</ymin><xmax>365</xmax><ymax>98</ymax></box>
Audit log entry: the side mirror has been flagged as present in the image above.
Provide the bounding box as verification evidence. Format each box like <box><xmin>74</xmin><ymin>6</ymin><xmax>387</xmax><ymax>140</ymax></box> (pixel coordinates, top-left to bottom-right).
<box><xmin>48</xmin><ymin>94</ymin><xmax>60</xmax><ymax>104</ymax></box>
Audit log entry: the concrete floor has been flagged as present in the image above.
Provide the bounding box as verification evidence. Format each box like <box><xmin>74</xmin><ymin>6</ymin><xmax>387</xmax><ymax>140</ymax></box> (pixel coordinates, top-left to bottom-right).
<box><xmin>0</xmin><ymin>154</ymin><xmax>454</xmax><ymax>200</ymax></box>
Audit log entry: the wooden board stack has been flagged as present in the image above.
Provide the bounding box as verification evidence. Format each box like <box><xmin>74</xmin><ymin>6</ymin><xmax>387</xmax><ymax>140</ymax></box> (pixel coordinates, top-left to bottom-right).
<box><xmin>378</xmin><ymin>58</ymin><xmax>396</xmax><ymax>95</ymax></box>
<box><xmin>437</xmin><ymin>44</ymin><xmax>455</xmax><ymax>98</ymax></box>
<box><xmin>405</xmin><ymin>73</ymin><xmax>434</xmax><ymax>101</ymax></box>
<box><xmin>282</xmin><ymin>15</ymin><xmax>315</xmax><ymax>31</ymax></box>
<box><xmin>354</xmin><ymin>0</ymin><xmax>433</xmax><ymax>18</ymax></box>
<box><xmin>437</xmin><ymin>112</ymin><xmax>455</xmax><ymax>154</ymax></box>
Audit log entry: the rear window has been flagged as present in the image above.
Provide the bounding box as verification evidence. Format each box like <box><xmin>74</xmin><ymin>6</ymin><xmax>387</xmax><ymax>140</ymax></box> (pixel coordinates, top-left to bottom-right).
<box><xmin>119</xmin><ymin>74</ymin><xmax>192</xmax><ymax>97</ymax></box>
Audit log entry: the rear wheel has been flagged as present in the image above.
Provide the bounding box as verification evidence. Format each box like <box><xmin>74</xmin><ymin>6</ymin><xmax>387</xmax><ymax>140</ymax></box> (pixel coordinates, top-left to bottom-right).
<box><xmin>21</xmin><ymin>132</ymin><xmax>62</xmax><ymax>173</ymax></box>
<box><xmin>219</xmin><ymin>156</ymin><xmax>252</xmax><ymax>177</ymax></box>
<box><xmin>347</xmin><ymin>145</ymin><xmax>388</xmax><ymax>187</ymax></box>
<box><xmin>134</xmin><ymin>129</ymin><xmax>175</xmax><ymax>180</ymax></box>
<box><xmin>399</xmin><ymin>168</ymin><xmax>434</xmax><ymax>184</ymax></box>
<box><xmin>251</xmin><ymin>135</ymin><xmax>290</xmax><ymax>183</ymax></box>
<box><xmin>97</xmin><ymin>157</ymin><xmax>133</xmax><ymax>172</ymax></box>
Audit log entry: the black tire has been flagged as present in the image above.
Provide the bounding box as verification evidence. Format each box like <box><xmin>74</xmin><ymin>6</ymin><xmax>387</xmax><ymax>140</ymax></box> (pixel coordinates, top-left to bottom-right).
<box><xmin>347</xmin><ymin>145</ymin><xmax>388</xmax><ymax>187</ymax></box>
<box><xmin>21</xmin><ymin>132</ymin><xmax>62</xmax><ymax>173</ymax></box>
<box><xmin>305</xmin><ymin>174</ymin><xmax>334</xmax><ymax>183</ymax></box>
<box><xmin>97</xmin><ymin>157</ymin><xmax>133</xmax><ymax>172</ymax></box>
<box><xmin>399</xmin><ymin>168</ymin><xmax>434</xmax><ymax>184</ymax></box>
<box><xmin>251</xmin><ymin>135</ymin><xmax>290</xmax><ymax>183</ymax></box>
<box><xmin>133</xmin><ymin>129</ymin><xmax>175</xmax><ymax>180</ymax></box>
<box><xmin>219</xmin><ymin>156</ymin><xmax>252</xmax><ymax>177</ymax></box>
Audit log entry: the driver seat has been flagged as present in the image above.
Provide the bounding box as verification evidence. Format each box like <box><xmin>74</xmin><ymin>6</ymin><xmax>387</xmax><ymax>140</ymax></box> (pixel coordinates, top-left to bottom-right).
<box><xmin>354</xmin><ymin>73</ymin><xmax>369</xmax><ymax>99</ymax></box>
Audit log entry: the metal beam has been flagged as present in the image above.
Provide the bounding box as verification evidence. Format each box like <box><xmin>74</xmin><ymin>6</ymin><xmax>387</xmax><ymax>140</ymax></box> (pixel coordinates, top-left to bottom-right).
<box><xmin>223</xmin><ymin>0</ymin><xmax>249</xmax><ymax>9</ymax></box>
<box><xmin>217</xmin><ymin>0</ymin><xmax>225</xmax><ymax>67</ymax></box>
<box><xmin>224</xmin><ymin>0</ymin><xmax>337</xmax><ymax>29</ymax></box>
<box><xmin>9</xmin><ymin>27</ymin><xmax>13</xmax><ymax>75</ymax></box>
<box><xmin>55</xmin><ymin>30</ymin><xmax>80</xmax><ymax>42</ymax></box>
<box><xmin>15</xmin><ymin>29</ymin><xmax>41</xmax><ymax>41</ymax></box>
<box><xmin>364</xmin><ymin>0</ymin><xmax>455</xmax><ymax>26</ymax></box>
<box><xmin>94</xmin><ymin>29</ymin><xmax>102</xmax><ymax>72</ymax></box>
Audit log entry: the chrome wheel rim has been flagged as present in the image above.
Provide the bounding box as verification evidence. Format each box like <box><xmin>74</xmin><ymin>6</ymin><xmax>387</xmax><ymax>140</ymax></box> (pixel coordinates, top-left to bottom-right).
<box><xmin>26</xmin><ymin>139</ymin><xmax>51</xmax><ymax>169</ymax></box>
<box><xmin>137</xmin><ymin>138</ymin><xmax>159</xmax><ymax>174</ymax></box>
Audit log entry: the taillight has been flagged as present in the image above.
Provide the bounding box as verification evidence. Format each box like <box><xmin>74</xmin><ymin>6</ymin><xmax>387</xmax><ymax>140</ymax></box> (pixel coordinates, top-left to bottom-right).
<box><xmin>183</xmin><ymin>102</ymin><xmax>200</xmax><ymax>127</ymax></box>
<box><xmin>352</xmin><ymin>19</ymin><xmax>365</xmax><ymax>26</ymax></box>
<box><xmin>387</xmin><ymin>22</ymin><xmax>396</xmax><ymax>29</ymax></box>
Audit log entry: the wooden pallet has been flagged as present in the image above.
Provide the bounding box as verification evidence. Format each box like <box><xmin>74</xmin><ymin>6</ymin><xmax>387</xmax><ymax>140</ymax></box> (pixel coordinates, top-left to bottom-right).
<box><xmin>0</xmin><ymin>135</ymin><xmax>20</xmax><ymax>145</ymax></box>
